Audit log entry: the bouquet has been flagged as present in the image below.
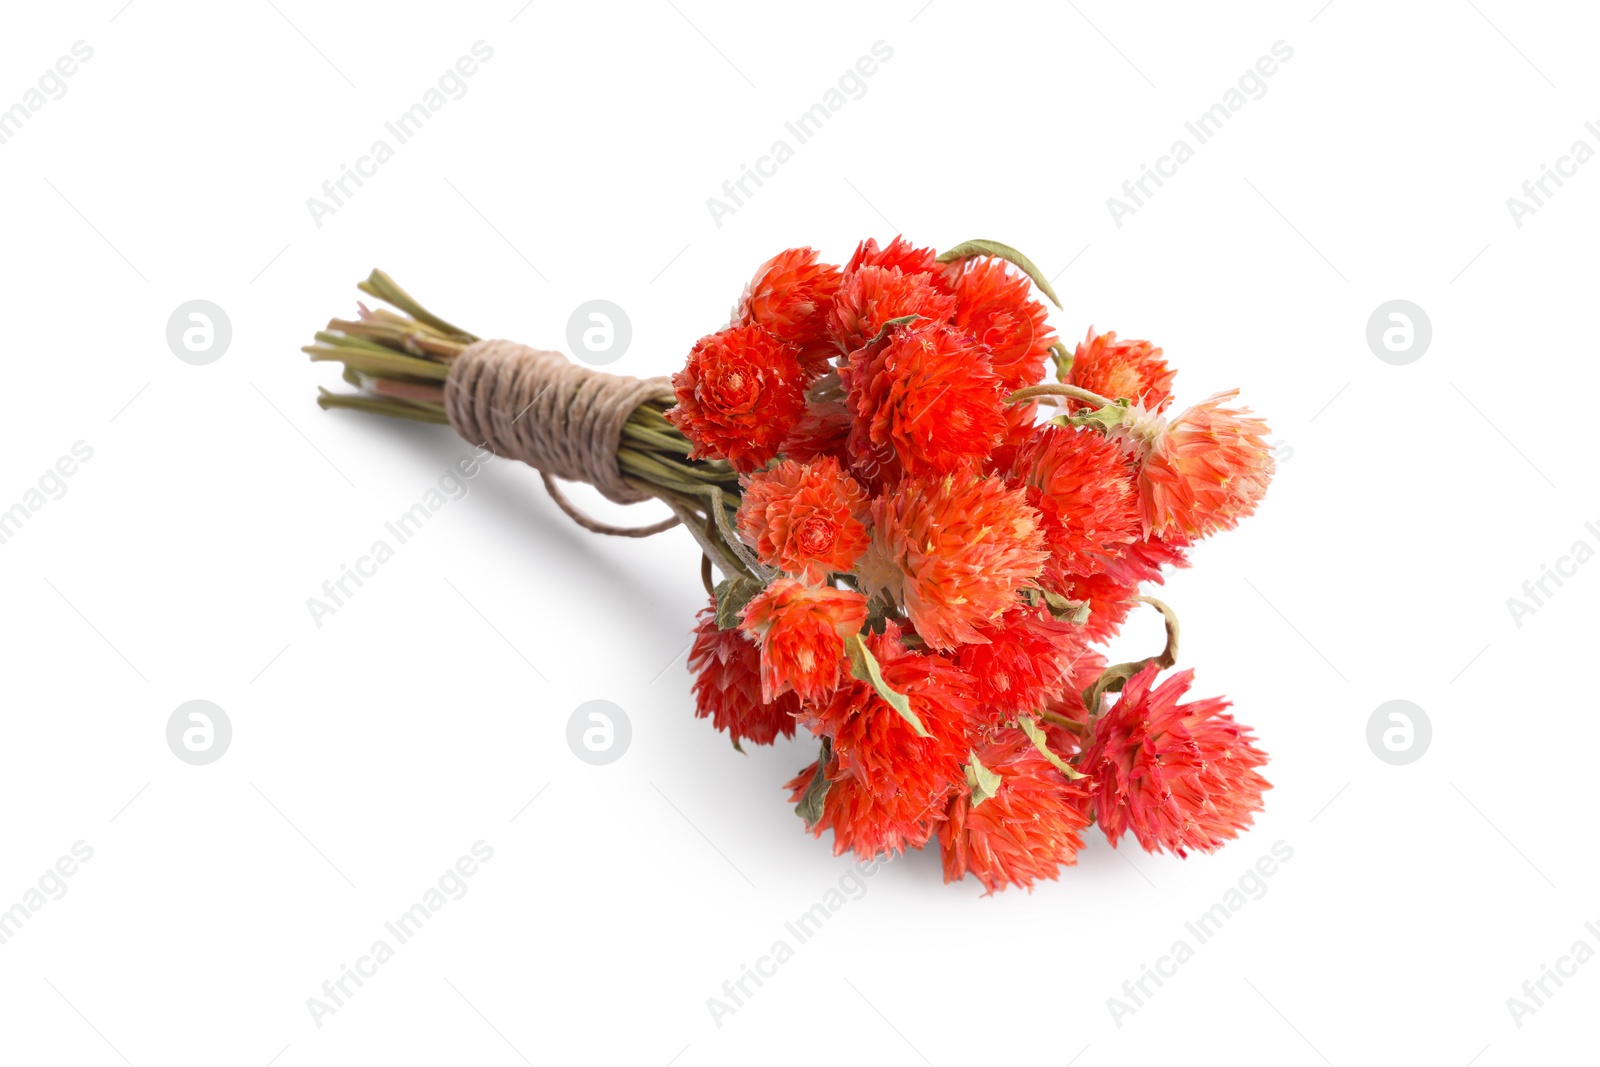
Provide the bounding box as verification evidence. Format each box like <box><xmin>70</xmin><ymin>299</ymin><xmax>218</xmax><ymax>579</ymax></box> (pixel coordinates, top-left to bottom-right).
<box><xmin>303</xmin><ymin>236</ymin><xmax>1275</xmax><ymax>893</ymax></box>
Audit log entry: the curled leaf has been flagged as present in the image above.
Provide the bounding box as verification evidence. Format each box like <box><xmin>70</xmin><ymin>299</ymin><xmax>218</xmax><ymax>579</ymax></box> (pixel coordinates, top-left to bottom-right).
<box><xmin>1081</xmin><ymin>596</ymin><xmax>1181</xmax><ymax>714</ymax></box>
<box><xmin>936</xmin><ymin>238</ymin><xmax>1062</xmax><ymax>309</ymax></box>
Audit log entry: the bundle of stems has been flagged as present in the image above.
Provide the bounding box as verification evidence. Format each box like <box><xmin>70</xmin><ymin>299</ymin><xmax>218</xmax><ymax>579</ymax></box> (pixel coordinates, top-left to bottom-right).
<box><xmin>305</xmin><ymin>271</ymin><xmax>750</xmax><ymax>584</ymax></box>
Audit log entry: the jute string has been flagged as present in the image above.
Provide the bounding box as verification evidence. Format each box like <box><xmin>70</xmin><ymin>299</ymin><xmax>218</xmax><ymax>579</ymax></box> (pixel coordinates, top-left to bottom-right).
<box><xmin>444</xmin><ymin>339</ymin><xmax>680</xmax><ymax>537</ymax></box>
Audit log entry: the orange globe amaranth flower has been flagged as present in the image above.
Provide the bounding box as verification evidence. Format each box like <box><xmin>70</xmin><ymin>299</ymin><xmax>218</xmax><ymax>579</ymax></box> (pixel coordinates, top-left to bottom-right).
<box><xmin>786</xmin><ymin>757</ymin><xmax>950</xmax><ymax>858</ymax></box>
<box><xmin>1080</xmin><ymin>664</ymin><xmax>1270</xmax><ymax>857</ymax></box>
<box><xmin>1124</xmin><ymin>390</ymin><xmax>1274</xmax><ymax>540</ymax></box>
<box><xmin>859</xmin><ymin>473</ymin><xmax>1048</xmax><ymax>650</ymax></box>
<box><xmin>736</xmin><ymin>456</ymin><xmax>870</xmax><ymax>582</ymax></box>
<box><xmin>667</xmin><ymin>324</ymin><xmax>807</xmax><ymax>472</ymax></box>
<box><xmin>827</xmin><ymin>265</ymin><xmax>958</xmax><ymax>354</ymax></box>
<box><xmin>939</xmin><ymin>728</ymin><xmax>1094</xmax><ymax>893</ymax></box>
<box><xmin>1071</xmin><ymin>328</ymin><xmax>1177</xmax><ymax>412</ymax></box>
<box><xmin>989</xmin><ymin>398</ymin><xmax>1042</xmax><ymax>475</ymax></box>
<box><xmin>1012</xmin><ymin>424</ymin><xmax>1141</xmax><ymax>583</ymax></box>
<box><xmin>781</xmin><ymin>396</ymin><xmax>852</xmax><ymax>465</ymax></box>
<box><xmin>794</xmin><ymin>622</ymin><xmax>978</xmax><ymax>857</ymax></box>
<box><xmin>949</xmin><ymin>257</ymin><xmax>1056</xmax><ymax>390</ymax></box>
<box><xmin>688</xmin><ymin>602</ymin><xmax>800</xmax><ymax>746</ymax></box>
<box><xmin>737</xmin><ymin>247</ymin><xmax>842</xmax><ymax>374</ymax></box>
<box><xmin>955</xmin><ymin>605</ymin><xmax>1096</xmax><ymax>720</ymax></box>
<box><xmin>1043</xmin><ymin>644</ymin><xmax>1108</xmax><ymax>726</ymax></box>
<box><xmin>842</xmin><ymin>322</ymin><xmax>1005</xmax><ymax>486</ymax></box>
<box><xmin>844</xmin><ymin>235</ymin><xmax>950</xmax><ymax>287</ymax></box>
<box><xmin>739</xmin><ymin>579</ymin><xmax>868</xmax><ymax>704</ymax></box>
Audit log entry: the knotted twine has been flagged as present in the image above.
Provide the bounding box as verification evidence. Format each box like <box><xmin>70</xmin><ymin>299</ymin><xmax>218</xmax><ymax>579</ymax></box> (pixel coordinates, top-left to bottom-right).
<box><xmin>444</xmin><ymin>339</ymin><xmax>682</xmax><ymax>537</ymax></box>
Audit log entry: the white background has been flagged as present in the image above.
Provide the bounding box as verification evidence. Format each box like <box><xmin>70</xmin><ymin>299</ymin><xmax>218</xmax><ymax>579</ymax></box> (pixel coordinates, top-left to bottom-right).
<box><xmin>0</xmin><ymin>1</ymin><xmax>1593</xmax><ymax>1064</ymax></box>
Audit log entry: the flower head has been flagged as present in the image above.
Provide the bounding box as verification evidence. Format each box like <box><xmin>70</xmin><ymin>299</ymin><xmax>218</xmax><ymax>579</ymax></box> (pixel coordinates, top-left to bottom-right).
<box><xmin>828</xmin><ymin>265</ymin><xmax>958</xmax><ymax>354</ymax></box>
<box><xmin>688</xmin><ymin>602</ymin><xmax>800</xmax><ymax>746</ymax></box>
<box><xmin>844</xmin><ymin>236</ymin><xmax>949</xmax><ymax>284</ymax></box>
<box><xmin>737</xmin><ymin>247</ymin><xmax>842</xmax><ymax>372</ymax></box>
<box><xmin>740</xmin><ymin>579</ymin><xmax>868</xmax><ymax>704</ymax></box>
<box><xmin>737</xmin><ymin>457</ymin><xmax>870</xmax><ymax>581</ymax></box>
<box><xmin>859</xmin><ymin>473</ymin><xmax>1048</xmax><ymax>650</ymax></box>
<box><xmin>667</xmin><ymin>325</ymin><xmax>806</xmax><ymax>472</ymax></box>
<box><xmin>1122</xmin><ymin>391</ymin><xmax>1274</xmax><ymax>539</ymax></box>
<box><xmin>842</xmin><ymin>322</ymin><xmax>1005</xmax><ymax>484</ymax></box>
<box><xmin>1071</xmin><ymin>329</ymin><xmax>1176</xmax><ymax>411</ymax></box>
<box><xmin>793</xmin><ymin>622</ymin><xmax>977</xmax><ymax>856</ymax></box>
<box><xmin>948</xmin><ymin>257</ymin><xmax>1055</xmax><ymax>390</ymax></box>
<box><xmin>1012</xmin><ymin>424</ymin><xmax>1141</xmax><ymax>582</ymax></box>
<box><xmin>939</xmin><ymin>728</ymin><xmax>1093</xmax><ymax>893</ymax></box>
<box><xmin>955</xmin><ymin>605</ymin><xmax>1096</xmax><ymax>720</ymax></box>
<box><xmin>1079</xmin><ymin>665</ymin><xmax>1270</xmax><ymax>856</ymax></box>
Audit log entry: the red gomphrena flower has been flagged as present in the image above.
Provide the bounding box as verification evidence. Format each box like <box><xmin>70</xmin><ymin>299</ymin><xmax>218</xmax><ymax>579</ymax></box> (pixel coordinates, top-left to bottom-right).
<box><xmin>844</xmin><ymin>236</ymin><xmax>950</xmax><ymax>286</ymax></box>
<box><xmin>794</xmin><ymin>622</ymin><xmax>977</xmax><ymax>856</ymax></box>
<box><xmin>786</xmin><ymin>756</ymin><xmax>947</xmax><ymax>857</ymax></box>
<box><xmin>948</xmin><ymin>257</ymin><xmax>1056</xmax><ymax>390</ymax></box>
<box><xmin>1103</xmin><ymin>533</ymin><xmax>1190</xmax><ymax>587</ymax></box>
<box><xmin>955</xmin><ymin>604</ymin><xmax>1096</xmax><ymax>720</ymax></box>
<box><xmin>988</xmin><ymin>399</ymin><xmax>1042</xmax><ymax>474</ymax></box>
<box><xmin>737</xmin><ymin>457</ymin><xmax>870</xmax><ymax>582</ymax></box>
<box><xmin>1079</xmin><ymin>664</ymin><xmax>1270</xmax><ymax>857</ymax></box>
<box><xmin>688</xmin><ymin>602</ymin><xmax>800</xmax><ymax>746</ymax></box>
<box><xmin>780</xmin><ymin>397</ymin><xmax>852</xmax><ymax>465</ymax></box>
<box><xmin>1042</xmin><ymin>644</ymin><xmax>1108</xmax><ymax>730</ymax></box>
<box><xmin>1012</xmin><ymin>424</ymin><xmax>1141</xmax><ymax>583</ymax></box>
<box><xmin>859</xmin><ymin>474</ymin><xmax>1048</xmax><ymax>650</ymax></box>
<box><xmin>737</xmin><ymin>247</ymin><xmax>842</xmax><ymax>374</ymax></box>
<box><xmin>739</xmin><ymin>579</ymin><xmax>868</xmax><ymax>704</ymax></box>
<box><xmin>1070</xmin><ymin>328</ymin><xmax>1177</xmax><ymax>412</ymax></box>
<box><xmin>1122</xmin><ymin>391</ymin><xmax>1274</xmax><ymax>540</ymax></box>
<box><xmin>1053</xmin><ymin>532</ymin><xmax>1191</xmax><ymax>644</ymax></box>
<box><xmin>667</xmin><ymin>324</ymin><xmax>807</xmax><ymax>472</ymax></box>
<box><xmin>939</xmin><ymin>728</ymin><xmax>1094</xmax><ymax>893</ymax></box>
<box><xmin>841</xmin><ymin>322</ymin><xmax>1005</xmax><ymax>485</ymax></box>
<box><xmin>1058</xmin><ymin>571</ymin><xmax>1135</xmax><ymax>644</ymax></box>
<box><xmin>827</xmin><ymin>265</ymin><xmax>958</xmax><ymax>355</ymax></box>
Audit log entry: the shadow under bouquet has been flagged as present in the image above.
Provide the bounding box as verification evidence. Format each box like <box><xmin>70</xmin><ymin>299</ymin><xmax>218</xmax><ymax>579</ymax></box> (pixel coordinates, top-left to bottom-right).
<box><xmin>304</xmin><ymin>235</ymin><xmax>1275</xmax><ymax>893</ymax></box>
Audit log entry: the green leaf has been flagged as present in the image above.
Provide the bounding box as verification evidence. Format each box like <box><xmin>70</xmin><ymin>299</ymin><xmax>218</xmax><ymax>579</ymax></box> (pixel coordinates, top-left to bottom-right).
<box><xmin>936</xmin><ymin>239</ymin><xmax>1062</xmax><ymax>309</ymax></box>
<box><xmin>965</xmin><ymin>751</ymin><xmax>1003</xmax><ymax>807</ymax></box>
<box><xmin>844</xmin><ymin>633</ymin><xmax>928</xmax><ymax>737</ymax></box>
<box><xmin>1017</xmin><ymin>714</ymin><xmax>1085</xmax><ymax>779</ymax></box>
<box><xmin>714</xmin><ymin>576</ymin><xmax>765</xmax><ymax>630</ymax></box>
<box><xmin>795</xmin><ymin>738</ymin><xmax>832</xmax><ymax>827</ymax></box>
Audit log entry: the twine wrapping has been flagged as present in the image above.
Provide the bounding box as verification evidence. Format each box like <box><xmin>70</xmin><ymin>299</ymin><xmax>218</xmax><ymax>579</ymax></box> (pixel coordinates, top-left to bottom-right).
<box><xmin>444</xmin><ymin>339</ymin><xmax>679</xmax><ymax>537</ymax></box>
